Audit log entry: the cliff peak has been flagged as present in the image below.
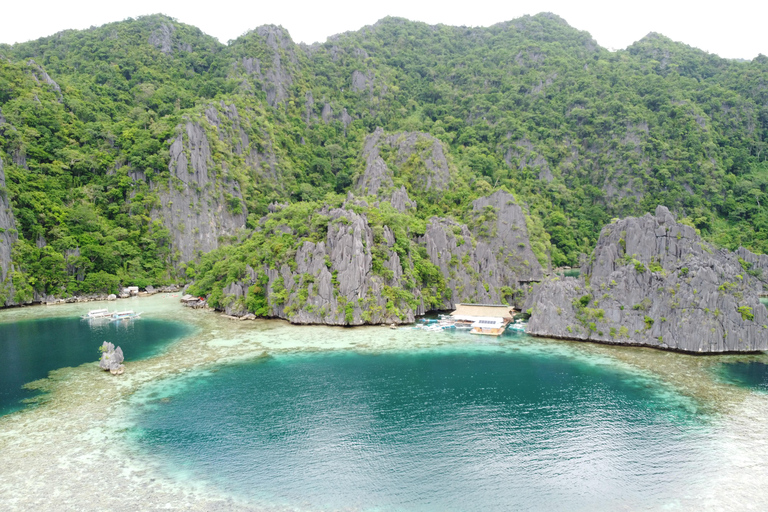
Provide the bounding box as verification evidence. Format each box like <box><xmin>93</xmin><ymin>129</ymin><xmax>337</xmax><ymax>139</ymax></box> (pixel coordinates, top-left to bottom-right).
<box><xmin>525</xmin><ymin>207</ymin><xmax>768</xmax><ymax>353</ymax></box>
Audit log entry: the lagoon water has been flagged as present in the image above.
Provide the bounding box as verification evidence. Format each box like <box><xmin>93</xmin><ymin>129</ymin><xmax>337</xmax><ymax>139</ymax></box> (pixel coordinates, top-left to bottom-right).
<box><xmin>0</xmin><ymin>315</ymin><xmax>192</xmax><ymax>415</ymax></box>
<box><xmin>127</xmin><ymin>347</ymin><xmax>714</xmax><ymax>511</ymax></box>
<box><xmin>2</xmin><ymin>295</ymin><xmax>768</xmax><ymax>511</ymax></box>
<box><xmin>718</xmin><ymin>361</ymin><xmax>768</xmax><ymax>392</ymax></box>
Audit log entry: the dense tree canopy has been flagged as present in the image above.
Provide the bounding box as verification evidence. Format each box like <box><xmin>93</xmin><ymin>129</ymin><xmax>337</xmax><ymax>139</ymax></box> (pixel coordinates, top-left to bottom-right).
<box><xmin>1</xmin><ymin>13</ymin><xmax>766</xmax><ymax>302</ymax></box>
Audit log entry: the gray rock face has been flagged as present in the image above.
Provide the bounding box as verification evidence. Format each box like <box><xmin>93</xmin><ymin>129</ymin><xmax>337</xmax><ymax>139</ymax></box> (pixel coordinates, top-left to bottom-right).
<box><xmin>0</xmin><ymin>154</ymin><xmax>18</xmax><ymax>290</ymax></box>
<box><xmin>232</xmin><ymin>26</ymin><xmax>297</xmax><ymax>107</ymax></box>
<box><xmin>351</xmin><ymin>70</ymin><xmax>374</xmax><ymax>93</ymax></box>
<box><xmin>316</xmin><ymin>102</ymin><xmax>355</xmax><ymax>130</ymax></box>
<box><xmin>355</xmin><ymin>128</ymin><xmax>451</xmax><ymax>198</ymax></box>
<box><xmin>222</xmin><ymin>207</ymin><xmax>422</xmax><ymax>325</ymax></box>
<box><xmin>423</xmin><ymin>190</ymin><xmax>544</xmax><ymax>308</ymax></box>
<box><xmin>340</xmin><ymin>108</ymin><xmax>353</xmax><ymax>128</ymax></box>
<box><xmin>321</xmin><ymin>103</ymin><xmax>333</xmax><ymax>123</ymax></box>
<box><xmin>389</xmin><ymin>186</ymin><xmax>416</xmax><ymax>212</ymax></box>
<box><xmin>304</xmin><ymin>91</ymin><xmax>314</xmax><ymax>123</ymax></box>
<box><xmin>153</xmin><ymin>121</ymin><xmax>246</xmax><ymax>264</ymax></box>
<box><xmin>11</xmin><ymin>148</ymin><xmax>26</xmax><ymax>169</ymax></box>
<box><xmin>524</xmin><ymin>206</ymin><xmax>768</xmax><ymax>352</ymax></box>
<box><xmin>149</xmin><ymin>23</ymin><xmax>174</xmax><ymax>55</ymax></box>
<box><xmin>216</xmin><ymin>190</ymin><xmax>541</xmax><ymax>324</ymax></box>
<box><xmin>64</xmin><ymin>248</ymin><xmax>84</xmax><ymax>282</ymax></box>
<box><xmin>26</xmin><ymin>60</ymin><xmax>62</xmax><ymax>101</ymax></box>
<box><xmin>98</xmin><ymin>342</ymin><xmax>124</xmax><ymax>372</ymax></box>
<box><xmin>735</xmin><ymin>247</ymin><xmax>768</xmax><ymax>288</ymax></box>
<box><xmin>0</xmin><ymin>141</ymin><xmax>25</xmax><ymax>306</ymax></box>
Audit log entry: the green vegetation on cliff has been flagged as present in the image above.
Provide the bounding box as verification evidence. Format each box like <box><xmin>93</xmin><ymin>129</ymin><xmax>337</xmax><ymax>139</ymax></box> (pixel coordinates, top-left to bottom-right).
<box><xmin>1</xmin><ymin>13</ymin><xmax>767</xmax><ymax>304</ymax></box>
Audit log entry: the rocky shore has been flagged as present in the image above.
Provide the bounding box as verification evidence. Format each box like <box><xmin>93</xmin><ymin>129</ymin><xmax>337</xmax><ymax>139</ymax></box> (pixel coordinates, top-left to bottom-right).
<box><xmin>524</xmin><ymin>206</ymin><xmax>768</xmax><ymax>353</ymax></box>
<box><xmin>0</xmin><ymin>284</ymin><xmax>182</xmax><ymax>309</ymax></box>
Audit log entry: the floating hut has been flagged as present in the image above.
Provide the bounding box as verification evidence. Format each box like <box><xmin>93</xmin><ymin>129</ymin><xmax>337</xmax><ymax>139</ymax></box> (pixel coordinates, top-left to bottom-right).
<box><xmin>450</xmin><ymin>303</ymin><xmax>515</xmax><ymax>336</ymax></box>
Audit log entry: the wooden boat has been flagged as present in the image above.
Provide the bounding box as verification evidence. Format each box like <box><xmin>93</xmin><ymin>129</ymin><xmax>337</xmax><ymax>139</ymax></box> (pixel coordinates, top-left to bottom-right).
<box><xmin>452</xmin><ymin>316</ymin><xmax>475</xmax><ymax>330</ymax></box>
<box><xmin>111</xmin><ymin>310</ymin><xmax>142</xmax><ymax>321</ymax></box>
<box><xmin>81</xmin><ymin>308</ymin><xmax>112</xmax><ymax>320</ymax></box>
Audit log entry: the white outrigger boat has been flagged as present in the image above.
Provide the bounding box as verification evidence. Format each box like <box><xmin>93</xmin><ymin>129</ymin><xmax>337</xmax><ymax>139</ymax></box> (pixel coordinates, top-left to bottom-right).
<box><xmin>111</xmin><ymin>310</ymin><xmax>142</xmax><ymax>321</ymax></box>
<box><xmin>81</xmin><ymin>308</ymin><xmax>112</xmax><ymax>320</ymax></box>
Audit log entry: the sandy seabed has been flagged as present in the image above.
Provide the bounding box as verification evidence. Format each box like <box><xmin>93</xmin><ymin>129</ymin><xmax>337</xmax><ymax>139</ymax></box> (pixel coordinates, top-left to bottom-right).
<box><xmin>1</xmin><ymin>294</ymin><xmax>768</xmax><ymax>511</ymax></box>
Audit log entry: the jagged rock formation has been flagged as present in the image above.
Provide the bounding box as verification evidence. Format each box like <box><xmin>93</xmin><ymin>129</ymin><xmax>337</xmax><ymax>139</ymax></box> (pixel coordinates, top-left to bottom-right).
<box><xmin>153</xmin><ymin>120</ymin><xmax>247</xmax><ymax>264</ymax></box>
<box><xmin>98</xmin><ymin>341</ymin><xmax>125</xmax><ymax>374</ymax></box>
<box><xmin>223</xmin><ymin>206</ymin><xmax>425</xmax><ymax>325</ymax></box>
<box><xmin>735</xmin><ymin>247</ymin><xmax>768</xmax><ymax>288</ymax></box>
<box><xmin>230</xmin><ymin>26</ymin><xmax>297</xmax><ymax>107</ymax></box>
<box><xmin>423</xmin><ymin>190</ymin><xmax>544</xmax><ymax>308</ymax></box>
<box><xmin>0</xmin><ymin>153</ymin><xmax>18</xmax><ymax>304</ymax></box>
<box><xmin>351</xmin><ymin>70</ymin><xmax>375</xmax><ymax>93</ymax></box>
<box><xmin>204</xmin><ymin>101</ymin><xmax>281</xmax><ymax>186</ymax></box>
<box><xmin>148</xmin><ymin>22</ymin><xmax>175</xmax><ymax>55</ymax></box>
<box><xmin>524</xmin><ymin>206</ymin><xmax>768</xmax><ymax>352</ymax></box>
<box><xmin>355</xmin><ymin>128</ymin><xmax>451</xmax><ymax>198</ymax></box>
<box><xmin>26</xmin><ymin>60</ymin><xmax>62</xmax><ymax>101</ymax></box>
<box><xmin>217</xmin><ymin>189</ymin><xmax>541</xmax><ymax>325</ymax></box>
<box><xmin>389</xmin><ymin>186</ymin><xmax>416</xmax><ymax>213</ymax></box>
<box><xmin>206</xmin><ymin>123</ymin><xmax>542</xmax><ymax>325</ymax></box>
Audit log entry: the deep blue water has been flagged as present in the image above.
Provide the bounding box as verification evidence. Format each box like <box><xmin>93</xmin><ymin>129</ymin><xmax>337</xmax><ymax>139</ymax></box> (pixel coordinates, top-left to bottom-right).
<box><xmin>0</xmin><ymin>316</ymin><xmax>193</xmax><ymax>416</ymax></box>
<box><xmin>718</xmin><ymin>361</ymin><xmax>768</xmax><ymax>392</ymax></box>
<box><xmin>129</xmin><ymin>346</ymin><xmax>713</xmax><ymax>511</ymax></box>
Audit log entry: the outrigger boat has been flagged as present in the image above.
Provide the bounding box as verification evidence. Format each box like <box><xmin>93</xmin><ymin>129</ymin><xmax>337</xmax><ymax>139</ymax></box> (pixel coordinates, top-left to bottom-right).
<box><xmin>111</xmin><ymin>310</ymin><xmax>142</xmax><ymax>321</ymax></box>
<box><xmin>81</xmin><ymin>308</ymin><xmax>112</xmax><ymax>320</ymax></box>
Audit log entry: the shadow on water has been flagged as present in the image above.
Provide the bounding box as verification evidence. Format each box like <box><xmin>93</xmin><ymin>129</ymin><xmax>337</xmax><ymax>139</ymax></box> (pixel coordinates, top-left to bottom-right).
<box><xmin>0</xmin><ymin>316</ymin><xmax>193</xmax><ymax>416</ymax></box>
<box><xmin>717</xmin><ymin>361</ymin><xmax>768</xmax><ymax>393</ymax></box>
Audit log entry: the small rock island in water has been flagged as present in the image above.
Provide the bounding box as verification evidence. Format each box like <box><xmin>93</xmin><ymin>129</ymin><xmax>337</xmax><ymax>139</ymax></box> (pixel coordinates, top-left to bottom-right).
<box><xmin>524</xmin><ymin>206</ymin><xmax>768</xmax><ymax>353</ymax></box>
<box><xmin>99</xmin><ymin>342</ymin><xmax>125</xmax><ymax>375</ymax></box>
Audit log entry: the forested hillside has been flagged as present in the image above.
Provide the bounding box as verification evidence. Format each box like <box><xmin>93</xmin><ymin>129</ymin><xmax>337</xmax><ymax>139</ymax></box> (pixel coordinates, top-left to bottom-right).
<box><xmin>0</xmin><ymin>13</ymin><xmax>766</xmax><ymax>312</ymax></box>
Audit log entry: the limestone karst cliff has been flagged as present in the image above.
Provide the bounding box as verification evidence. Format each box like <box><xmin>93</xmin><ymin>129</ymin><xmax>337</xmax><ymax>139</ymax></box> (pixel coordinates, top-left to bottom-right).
<box><xmin>153</xmin><ymin>117</ymin><xmax>247</xmax><ymax>264</ymax></box>
<box><xmin>212</xmin><ymin>189</ymin><xmax>542</xmax><ymax>325</ymax></box>
<box><xmin>2</xmin><ymin>13</ymin><xmax>768</xmax><ymax>309</ymax></box>
<box><xmin>355</xmin><ymin>128</ymin><xmax>451</xmax><ymax>200</ymax></box>
<box><xmin>423</xmin><ymin>190</ymin><xmax>543</xmax><ymax>309</ymax></box>
<box><xmin>735</xmin><ymin>247</ymin><xmax>768</xmax><ymax>289</ymax></box>
<box><xmin>222</xmin><ymin>204</ymin><xmax>423</xmax><ymax>324</ymax></box>
<box><xmin>0</xmin><ymin>154</ymin><xmax>18</xmax><ymax>304</ymax></box>
<box><xmin>524</xmin><ymin>206</ymin><xmax>768</xmax><ymax>352</ymax></box>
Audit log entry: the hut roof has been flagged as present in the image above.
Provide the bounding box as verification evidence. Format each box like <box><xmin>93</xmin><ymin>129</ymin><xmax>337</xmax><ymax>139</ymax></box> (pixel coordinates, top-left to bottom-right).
<box><xmin>450</xmin><ymin>303</ymin><xmax>515</xmax><ymax>318</ymax></box>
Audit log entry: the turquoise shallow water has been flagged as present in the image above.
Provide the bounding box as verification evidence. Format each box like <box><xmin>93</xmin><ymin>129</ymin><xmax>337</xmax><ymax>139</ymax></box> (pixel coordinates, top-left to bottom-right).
<box><xmin>128</xmin><ymin>344</ymin><xmax>715</xmax><ymax>511</ymax></box>
<box><xmin>0</xmin><ymin>316</ymin><xmax>193</xmax><ymax>416</ymax></box>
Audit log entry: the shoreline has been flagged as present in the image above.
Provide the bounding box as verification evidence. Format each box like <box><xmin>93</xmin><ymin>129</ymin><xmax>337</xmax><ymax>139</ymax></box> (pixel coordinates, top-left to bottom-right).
<box><xmin>1</xmin><ymin>294</ymin><xmax>768</xmax><ymax>510</ymax></box>
<box><xmin>8</xmin><ymin>290</ymin><xmax>767</xmax><ymax>357</ymax></box>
